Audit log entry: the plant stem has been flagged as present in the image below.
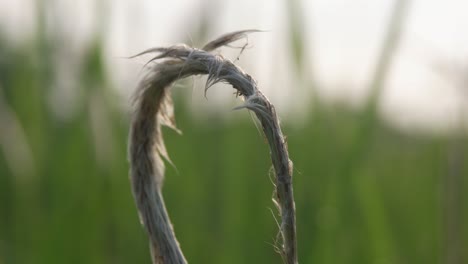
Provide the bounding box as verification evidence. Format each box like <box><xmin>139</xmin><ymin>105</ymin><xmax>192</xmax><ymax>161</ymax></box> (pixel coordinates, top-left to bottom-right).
<box><xmin>128</xmin><ymin>30</ymin><xmax>297</xmax><ymax>264</ymax></box>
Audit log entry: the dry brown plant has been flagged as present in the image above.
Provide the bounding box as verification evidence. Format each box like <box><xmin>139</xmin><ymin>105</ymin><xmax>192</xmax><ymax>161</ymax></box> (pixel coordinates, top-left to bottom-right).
<box><xmin>128</xmin><ymin>30</ymin><xmax>297</xmax><ymax>264</ymax></box>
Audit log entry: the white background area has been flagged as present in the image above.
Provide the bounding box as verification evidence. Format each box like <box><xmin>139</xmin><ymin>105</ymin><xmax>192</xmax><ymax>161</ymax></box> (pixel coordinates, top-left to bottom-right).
<box><xmin>1</xmin><ymin>0</ymin><xmax>467</xmax><ymax>134</ymax></box>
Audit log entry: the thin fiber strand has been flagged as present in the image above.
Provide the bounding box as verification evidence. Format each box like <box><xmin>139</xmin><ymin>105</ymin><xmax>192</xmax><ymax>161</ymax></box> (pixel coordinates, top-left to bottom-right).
<box><xmin>129</xmin><ymin>30</ymin><xmax>297</xmax><ymax>264</ymax></box>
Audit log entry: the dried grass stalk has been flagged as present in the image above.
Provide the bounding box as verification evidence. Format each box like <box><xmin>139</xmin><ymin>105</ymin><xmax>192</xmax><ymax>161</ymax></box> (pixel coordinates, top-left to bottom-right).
<box><xmin>128</xmin><ymin>30</ymin><xmax>297</xmax><ymax>264</ymax></box>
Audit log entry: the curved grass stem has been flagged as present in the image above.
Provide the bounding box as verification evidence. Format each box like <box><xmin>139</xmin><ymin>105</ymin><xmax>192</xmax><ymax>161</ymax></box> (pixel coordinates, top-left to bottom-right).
<box><xmin>128</xmin><ymin>30</ymin><xmax>297</xmax><ymax>264</ymax></box>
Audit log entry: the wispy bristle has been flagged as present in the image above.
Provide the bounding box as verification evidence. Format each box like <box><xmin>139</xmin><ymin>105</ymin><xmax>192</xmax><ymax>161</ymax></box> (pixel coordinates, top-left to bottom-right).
<box><xmin>202</xmin><ymin>29</ymin><xmax>263</xmax><ymax>51</ymax></box>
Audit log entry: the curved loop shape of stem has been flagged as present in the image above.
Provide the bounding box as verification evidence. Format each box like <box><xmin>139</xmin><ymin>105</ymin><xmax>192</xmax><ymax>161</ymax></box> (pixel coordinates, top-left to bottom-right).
<box><xmin>128</xmin><ymin>30</ymin><xmax>297</xmax><ymax>264</ymax></box>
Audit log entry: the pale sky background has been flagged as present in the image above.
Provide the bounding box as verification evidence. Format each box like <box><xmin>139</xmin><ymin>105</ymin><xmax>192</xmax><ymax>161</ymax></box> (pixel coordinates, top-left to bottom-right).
<box><xmin>1</xmin><ymin>0</ymin><xmax>467</xmax><ymax>135</ymax></box>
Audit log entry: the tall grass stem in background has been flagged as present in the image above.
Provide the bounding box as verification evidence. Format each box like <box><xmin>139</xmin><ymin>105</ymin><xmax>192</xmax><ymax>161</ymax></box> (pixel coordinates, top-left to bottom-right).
<box><xmin>128</xmin><ymin>30</ymin><xmax>297</xmax><ymax>264</ymax></box>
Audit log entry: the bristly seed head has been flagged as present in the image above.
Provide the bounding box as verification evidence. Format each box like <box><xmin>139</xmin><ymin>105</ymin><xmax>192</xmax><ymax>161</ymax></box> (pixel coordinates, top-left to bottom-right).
<box><xmin>128</xmin><ymin>29</ymin><xmax>297</xmax><ymax>264</ymax></box>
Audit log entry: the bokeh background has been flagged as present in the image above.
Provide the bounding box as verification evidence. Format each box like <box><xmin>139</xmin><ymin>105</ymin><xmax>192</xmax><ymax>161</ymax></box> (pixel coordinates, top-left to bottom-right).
<box><xmin>0</xmin><ymin>0</ymin><xmax>467</xmax><ymax>263</ymax></box>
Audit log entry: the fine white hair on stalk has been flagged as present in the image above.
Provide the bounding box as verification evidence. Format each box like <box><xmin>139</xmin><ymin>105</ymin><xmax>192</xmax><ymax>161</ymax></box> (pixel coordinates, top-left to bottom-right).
<box><xmin>128</xmin><ymin>30</ymin><xmax>297</xmax><ymax>264</ymax></box>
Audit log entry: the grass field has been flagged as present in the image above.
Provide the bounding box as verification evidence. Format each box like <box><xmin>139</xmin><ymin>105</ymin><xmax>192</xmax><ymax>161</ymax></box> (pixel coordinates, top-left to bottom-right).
<box><xmin>0</xmin><ymin>1</ymin><xmax>467</xmax><ymax>263</ymax></box>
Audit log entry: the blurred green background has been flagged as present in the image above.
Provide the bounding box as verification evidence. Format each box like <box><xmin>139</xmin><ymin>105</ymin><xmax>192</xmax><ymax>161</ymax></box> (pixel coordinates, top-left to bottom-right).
<box><xmin>0</xmin><ymin>0</ymin><xmax>467</xmax><ymax>263</ymax></box>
